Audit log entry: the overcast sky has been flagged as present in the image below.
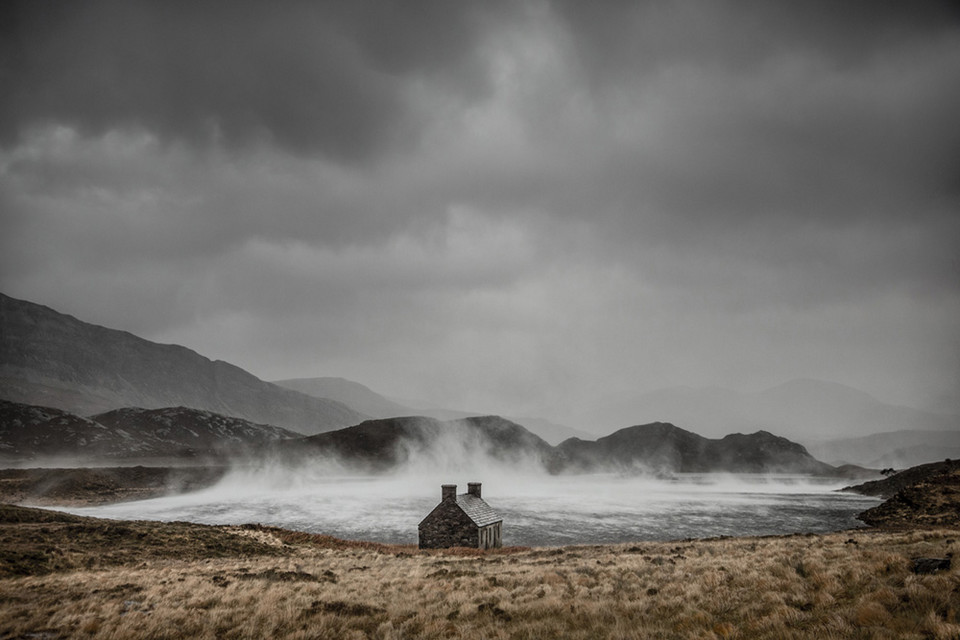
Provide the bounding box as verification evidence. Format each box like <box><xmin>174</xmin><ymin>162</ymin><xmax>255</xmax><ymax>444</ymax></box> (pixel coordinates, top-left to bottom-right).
<box><xmin>2</xmin><ymin>0</ymin><xmax>959</xmax><ymax>423</ymax></box>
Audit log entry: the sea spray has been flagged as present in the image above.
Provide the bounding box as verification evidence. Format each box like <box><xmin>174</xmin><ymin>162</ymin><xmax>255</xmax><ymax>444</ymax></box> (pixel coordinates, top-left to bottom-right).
<box><xmin>63</xmin><ymin>473</ymin><xmax>881</xmax><ymax>546</ymax></box>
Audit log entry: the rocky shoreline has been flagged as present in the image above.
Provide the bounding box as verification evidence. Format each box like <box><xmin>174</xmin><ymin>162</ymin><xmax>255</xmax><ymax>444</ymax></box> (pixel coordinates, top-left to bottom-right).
<box><xmin>842</xmin><ymin>459</ymin><xmax>960</xmax><ymax>528</ymax></box>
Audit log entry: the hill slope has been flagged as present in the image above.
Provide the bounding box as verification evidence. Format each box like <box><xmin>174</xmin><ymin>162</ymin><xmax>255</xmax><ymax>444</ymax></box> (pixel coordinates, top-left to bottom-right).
<box><xmin>0</xmin><ymin>293</ymin><xmax>367</xmax><ymax>434</ymax></box>
<box><xmin>91</xmin><ymin>406</ymin><xmax>302</xmax><ymax>458</ymax></box>
<box><xmin>0</xmin><ymin>399</ymin><xmax>114</xmax><ymax>460</ymax></box>
<box><xmin>846</xmin><ymin>460</ymin><xmax>960</xmax><ymax>527</ymax></box>
<box><xmin>552</xmin><ymin>422</ymin><xmax>834</xmax><ymax>475</ymax></box>
<box><xmin>0</xmin><ymin>399</ymin><xmax>301</xmax><ymax>461</ymax></box>
<box><xmin>280</xmin><ymin>415</ymin><xmax>558</xmax><ymax>472</ymax></box>
<box><xmin>274</xmin><ymin>377</ymin><xmax>412</xmax><ymax>421</ymax></box>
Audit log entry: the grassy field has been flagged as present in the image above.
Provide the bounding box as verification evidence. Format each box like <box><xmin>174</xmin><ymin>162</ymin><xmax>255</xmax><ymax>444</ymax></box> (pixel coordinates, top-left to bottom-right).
<box><xmin>1</xmin><ymin>505</ymin><xmax>958</xmax><ymax>639</ymax></box>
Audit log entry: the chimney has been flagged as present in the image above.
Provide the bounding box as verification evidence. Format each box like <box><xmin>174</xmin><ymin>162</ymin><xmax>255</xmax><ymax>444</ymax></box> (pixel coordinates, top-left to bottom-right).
<box><xmin>467</xmin><ymin>482</ymin><xmax>481</xmax><ymax>498</ymax></box>
<box><xmin>441</xmin><ymin>484</ymin><xmax>457</xmax><ymax>501</ymax></box>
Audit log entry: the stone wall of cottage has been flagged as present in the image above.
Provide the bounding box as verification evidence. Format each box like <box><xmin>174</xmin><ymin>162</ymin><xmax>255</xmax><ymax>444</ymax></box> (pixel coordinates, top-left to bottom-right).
<box><xmin>479</xmin><ymin>521</ymin><xmax>502</xmax><ymax>549</ymax></box>
<box><xmin>418</xmin><ymin>500</ymin><xmax>478</xmax><ymax>549</ymax></box>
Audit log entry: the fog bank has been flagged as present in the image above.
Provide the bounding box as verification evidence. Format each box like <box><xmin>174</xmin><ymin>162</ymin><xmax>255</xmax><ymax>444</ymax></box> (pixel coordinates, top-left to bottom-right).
<box><xmin>63</xmin><ymin>471</ymin><xmax>880</xmax><ymax>546</ymax></box>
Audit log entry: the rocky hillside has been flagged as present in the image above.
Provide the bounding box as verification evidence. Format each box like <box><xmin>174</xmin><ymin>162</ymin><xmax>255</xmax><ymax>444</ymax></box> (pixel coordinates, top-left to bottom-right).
<box><xmin>844</xmin><ymin>459</ymin><xmax>960</xmax><ymax>499</ymax></box>
<box><xmin>90</xmin><ymin>406</ymin><xmax>302</xmax><ymax>458</ymax></box>
<box><xmin>0</xmin><ymin>293</ymin><xmax>366</xmax><ymax>434</ymax></box>
<box><xmin>849</xmin><ymin>460</ymin><xmax>960</xmax><ymax>528</ymax></box>
<box><xmin>0</xmin><ymin>400</ymin><xmax>114</xmax><ymax>460</ymax></box>
<box><xmin>551</xmin><ymin>422</ymin><xmax>834</xmax><ymax>475</ymax></box>
<box><xmin>0</xmin><ymin>400</ymin><xmax>300</xmax><ymax>461</ymax></box>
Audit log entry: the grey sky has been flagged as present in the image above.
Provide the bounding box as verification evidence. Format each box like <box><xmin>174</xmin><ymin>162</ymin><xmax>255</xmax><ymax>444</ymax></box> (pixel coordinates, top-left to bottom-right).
<box><xmin>2</xmin><ymin>0</ymin><xmax>959</xmax><ymax>425</ymax></box>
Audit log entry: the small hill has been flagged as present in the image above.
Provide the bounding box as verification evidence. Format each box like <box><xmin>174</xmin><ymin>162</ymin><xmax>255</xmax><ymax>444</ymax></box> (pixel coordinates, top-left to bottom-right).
<box><xmin>552</xmin><ymin>422</ymin><xmax>707</xmax><ymax>473</ymax></box>
<box><xmin>710</xmin><ymin>431</ymin><xmax>832</xmax><ymax>474</ymax></box>
<box><xmin>0</xmin><ymin>399</ymin><xmax>114</xmax><ymax>460</ymax></box>
<box><xmin>551</xmin><ymin>422</ymin><xmax>833</xmax><ymax>475</ymax></box>
<box><xmin>292</xmin><ymin>416</ymin><xmax>441</xmax><ymax>470</ymax></box>
<box><xmin>0</xmin><ymin>399</ymin><xmax>300</xmax><ymax>461</ymax></box>
<box><xmin>283</xmin><ymin>415</ymin><xmax>556</xmax><ymax>472</ymax></box>
<box><xmin>843</xmin><ymin>459</ymin><xmax>960</xmax><ymax>499</ymax></box>
<box><xmin>91</xmin><ymin>406</ymin><xmax>302</xmax><ymax>458</ymax></box>
<box><xmin>847</xmin><ymin>460</ymin><xmax>960</xmax><ymax>528</ymax></box>
<box><xmin>0</xmin><ymin>293</ymin><xmax>367</xmax><ymax>434</ymax></box>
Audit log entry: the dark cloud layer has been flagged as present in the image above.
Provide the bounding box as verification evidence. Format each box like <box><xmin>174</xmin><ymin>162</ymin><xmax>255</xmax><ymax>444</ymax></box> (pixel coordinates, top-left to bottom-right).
<box><xmin>1</xmin><ymin>1</ymin><xmax>959</xmax><ymax>421</ymax></box>
<box><xmin>1</xmin><ymin>0</ymin><xmax>511</xmax><ymax>160</ymax></box>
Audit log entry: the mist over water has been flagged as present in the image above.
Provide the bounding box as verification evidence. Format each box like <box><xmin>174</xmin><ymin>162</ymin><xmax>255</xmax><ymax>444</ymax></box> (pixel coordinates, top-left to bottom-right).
<box><xmin>64</xmin><ymin>463</ymin><xmax>881</xmax><ymax>546</ymax></box>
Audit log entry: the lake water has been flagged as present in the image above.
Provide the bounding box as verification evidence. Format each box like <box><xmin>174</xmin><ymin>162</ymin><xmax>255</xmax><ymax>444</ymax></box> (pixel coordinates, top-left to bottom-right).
<box><xmin>63</xmin><ymin>470</ymin><xmax>882</xmax><ymax>546</ymax></box>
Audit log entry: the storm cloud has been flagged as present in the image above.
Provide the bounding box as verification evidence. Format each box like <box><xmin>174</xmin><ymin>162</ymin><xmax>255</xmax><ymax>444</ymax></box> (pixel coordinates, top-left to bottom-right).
<box><xmin>2</xmin><ymin>1</ymin><xmax>959</xmax><ymax>425</ymax></box>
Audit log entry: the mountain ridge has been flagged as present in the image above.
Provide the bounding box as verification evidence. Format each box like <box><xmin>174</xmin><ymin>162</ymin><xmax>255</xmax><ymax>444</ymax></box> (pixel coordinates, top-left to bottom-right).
<box><xmin>1</xmin><ymin>399</ymin><xmax>845</xmax><ymax>477</ymax></box>
<box><xmin>552</xmin><ymin>422</ymin><xmax>833</xmax><ymax>475</ymax></box>
<box><xmin>273</xmin><ymin>377</ymin><xmax>412</xmax><ymax>422</ymax></box>
<box><xmin>275</xmin><ymin>376</ymin><xmax>592</xmax><ymax>445</ymax></box>
<box><xmin>0</xmin><ymin>293</ymin><xmax>367</xmax><ymax>435</ymax></box>
<box><xmin>0</xmin><ymin>399</ymin><xmax>301</xmax><ymax>462</ymax></box>
<box><xmin>588</xmin><ymin>379</ymin><xmax>959</xmax><ymax>441</ymax></box>
<box><xmin>805</xmin><ymin>429</ymin><xmax>960</xmax><ymax>468</ymax></box>
<box><xmin>4</xmin><ymin>292</ymin><xmax>942</xmax><ymax>466</ymax></box>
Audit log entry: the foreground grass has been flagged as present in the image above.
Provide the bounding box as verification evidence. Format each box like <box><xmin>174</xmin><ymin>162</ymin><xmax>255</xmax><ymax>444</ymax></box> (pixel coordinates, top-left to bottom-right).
<box><xmin>1</xmin><ymin>508</ymin><xmax>958</xmax><ymax>639</ymax></box>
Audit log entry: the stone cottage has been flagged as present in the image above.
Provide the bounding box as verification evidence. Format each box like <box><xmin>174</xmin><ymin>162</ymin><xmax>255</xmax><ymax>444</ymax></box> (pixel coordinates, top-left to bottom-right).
<box><xmin>418</xmin><ymin>482</ymin><xmax>502</xmax><ymax>549</ymax></box>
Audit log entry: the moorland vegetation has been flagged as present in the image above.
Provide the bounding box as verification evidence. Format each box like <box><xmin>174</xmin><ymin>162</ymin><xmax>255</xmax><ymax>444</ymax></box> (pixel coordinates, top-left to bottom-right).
<box><xmin>1</xmin><ymin>501</ymin><xmax>958</xmax><ymax>639</ymax></box>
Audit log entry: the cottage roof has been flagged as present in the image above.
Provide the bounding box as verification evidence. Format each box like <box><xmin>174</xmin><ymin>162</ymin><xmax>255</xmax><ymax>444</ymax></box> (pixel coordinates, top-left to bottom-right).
<box><xmin>456</xmin><ymin>493</ymin><xmax>502</xmax><ymax>527</ymax></box>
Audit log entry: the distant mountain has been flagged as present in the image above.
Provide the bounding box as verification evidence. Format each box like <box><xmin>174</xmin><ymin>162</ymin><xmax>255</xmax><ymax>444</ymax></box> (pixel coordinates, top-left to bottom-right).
<box><xmin>274</xmin><ymin>377</ymin><xmax>412</xmax><ymax>421</ymax></box>
<box><xmin>277</xmin><ymin>415</ymin><xmax>557</xmax><ymax>472</ymax></box>
<box><xmin>278</xmin><ymin>377</ymin><xmax>591</xmax><ymax>445</ymax></box>
<box><xmin>805</xmin><ymin>430</ymin><xmax>960</xmax><ymax>468</ymax></box>
<box><xmin>587</xmin><ymin>379</ymin><xmax>959</xmax><ymax>441</ymax></box>
<box><xmin>551</xmin><ymin>422</ymin><xmax>834</xmax><ymax>475</ymax></box>
<box><xmin>0</xmin><ymin>293</ymin><xmax>367</xmax><ymax>434</ymax></box>
<box><xmin>0</xmin><ymin>399</ymin><xmax>300</xmax><ymax>461</ymax></box>
<box><xmin>501</xmin><ymin>416</ymin><xmax>592</xmax><ymax>446</ymax></box>
<box><xmin>1</xmin><ymin>395</ymin><xmax>844</xmax><ymax>477</ymax></box>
